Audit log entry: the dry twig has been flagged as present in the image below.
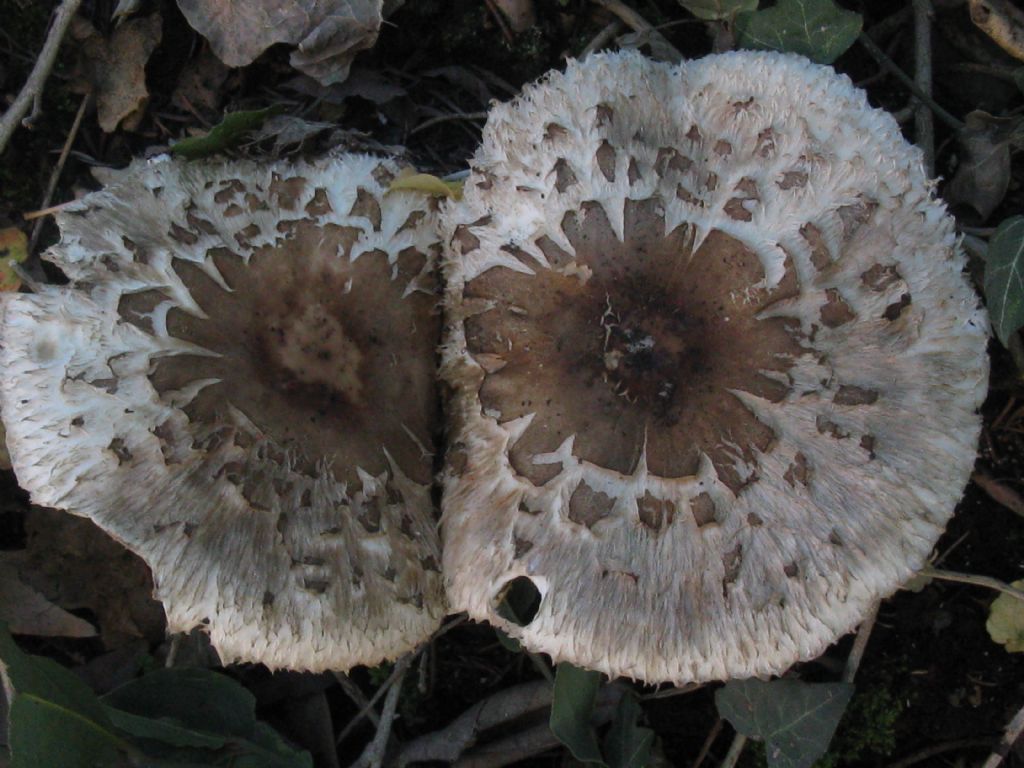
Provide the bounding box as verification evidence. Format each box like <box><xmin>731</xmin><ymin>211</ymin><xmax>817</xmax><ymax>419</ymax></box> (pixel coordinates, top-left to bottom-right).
<box><xmin>912</xmin><ymin>0</ymin><xmax>935</xmax><ymax>174</ymax></box>
<box><xmin>920</xmin><ymin>566</ymin><xmax>1024</xmax><ymax>601</ymax></box>
<box><xmin>858</xmin><ymin>32</ymin><xmax>963</xmax><ymax>132</ymax></box>
<box><xmin>691</xmin><ymin>718</ymin><xmax>724</xmax><ymax>768</ymax></box>
<box><xmin>589</xmin><ymin>0</ymin><xmax>683</xmax><ymax>61</ymax></box>
<box><xmin>843</xmin><ymin>601</ymin><xmax>880</xmax><ymax>684</ymax></box>
<box><xmin>394</xmin><ymin>679</ymin><xmax>624</xmax><ymax>768</ymax></box>
<box><xmin>983</xmin><ymin>702</ymin><xmax>1024</xmax><ymax>768</ymax></box>
<box><xmin>27</xmin><ymin>93</ymin><xmax>91</xmax><ymax>266</ymax></box>
<box><xmin>350</xmin><ymin>654</ymin><xmax>413</xmax><ymax>768</ymax></box>
<box><xmin>973</xmin><ymin>471</ymin><xmax>1024</xmax><ymax>519</ymax></box>
<box><xmin>0</xmin><ymin>0</ymin><xmax>83</xmax><ymax>156</ymax></box>
<box><xmin>886</xmin><ymin>738</ymin><xmax>993</xmax><ymax>768</ymax></box>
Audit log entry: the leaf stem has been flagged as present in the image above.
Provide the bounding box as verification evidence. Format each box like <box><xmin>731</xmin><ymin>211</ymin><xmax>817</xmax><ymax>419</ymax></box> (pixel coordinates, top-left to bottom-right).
<box><xmin>919</xmin><ymin>566</ymin><xmax>1024</xmax><ymax>602</ymax></box>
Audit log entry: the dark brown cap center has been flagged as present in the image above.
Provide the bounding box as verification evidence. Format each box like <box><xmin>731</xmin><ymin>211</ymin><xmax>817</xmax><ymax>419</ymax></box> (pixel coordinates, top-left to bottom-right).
<box><xmin>463</xmin><ymin>198</ymin><xmax>803</xmax><ymax>492</ymax></box>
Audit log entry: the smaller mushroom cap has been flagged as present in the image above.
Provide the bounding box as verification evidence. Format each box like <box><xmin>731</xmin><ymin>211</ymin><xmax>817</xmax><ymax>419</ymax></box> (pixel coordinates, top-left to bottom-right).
<box><xmin>440</xmin><ymin>51</ymin><xmax>989</xmax><ymax>683</ymax></box>
<box><xmin>1</xmin><ymin>152</ymin><xmax>445</xmax><ymax>670</ymax></box>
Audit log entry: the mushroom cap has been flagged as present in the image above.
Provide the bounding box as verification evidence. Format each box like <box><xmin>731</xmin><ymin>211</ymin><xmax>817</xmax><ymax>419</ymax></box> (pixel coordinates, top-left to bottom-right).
<box><xmin>440</xmin><ymin>51</ymin><xmax>989</xmax><ymax>683</ymax></box>
<box><xmin>1</xmin><ymin>153</ymin><xmax>445</xmax><ymax>671</ymax></box>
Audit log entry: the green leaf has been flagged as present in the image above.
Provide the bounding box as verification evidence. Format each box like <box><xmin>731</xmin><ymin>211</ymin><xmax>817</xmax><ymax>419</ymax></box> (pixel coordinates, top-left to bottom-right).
<box><xmin>103</xmin><ymin>667</ymin><xmax>255</xmax><ymax>737</ymax></box>
<box><xmin>171</xmin><ymin>106</ymin><xmax>283</xmax><ymax>160</ymax></box>
<box><xmin>986</xmin><ymin>579</ymin><xmax>1024</xmax><ymax>652</ymax></box>
<box><xmin>735</xmin><ymin>0</ymin><xmax>862</xmax><ymax>64</ymax></box>
<box><xmin>550</xmin><ymin>663</ymin><xmax>606</xmax><ymax>765</ymax></box>
<box><xmin>604</xmin><ymin>693</ymin><xmax>655</xmax><ymax>768</ymax></box>
<box><xmin>678</xmin><ymin>0</ymin><xmax>758</xmax><ymax>21</ymax></box>
<box><xmin>103</xmin><ymin>667</ymin><xmax>313</xmax><ymax>767</ymax></box>
<box><xmin>984</xmin><ymin>216</ymin><xmax>1024</xmax><ymax>347</ymax></box>
<box><xmin>715</xmin><ymin>678</ymin><xmax>854</xmax><ymax>768</ymax></box>
<box><xmin>0</xmin><ymin>227</ymin><xmax>28</xmax><ymax>292</ymax></box>
<box><xmin>495</xmin><ymin>628</ymin><xmax>522</xmax><ymax>653</ymax></box>
<box><xmin>0</xmin><ymin>623</ymin><xmax>133</xmax><ymax>768</ymax></box>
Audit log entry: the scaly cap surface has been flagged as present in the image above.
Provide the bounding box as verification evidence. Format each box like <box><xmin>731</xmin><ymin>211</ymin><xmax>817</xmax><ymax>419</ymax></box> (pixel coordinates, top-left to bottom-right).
<box><xmin>440</xmin><ymin>51</ymin><xmax>989</xmax><ymax>683</ymax></box>
<box><xmin>1</xmin><ymin>153</ymin><xmax>444</xmax><ymax>670</ymax></box>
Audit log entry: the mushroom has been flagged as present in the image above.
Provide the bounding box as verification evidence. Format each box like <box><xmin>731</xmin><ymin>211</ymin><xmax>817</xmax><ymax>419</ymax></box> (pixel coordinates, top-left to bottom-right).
<box><xmin>0</xmin><ymin>152</ymin><xmax>445</xmax><ymax>670</ymax></box>
<box><xmin>440</xmin><ymin>51</ymin><xmax>989</xmax><ymax>683</ymax></box>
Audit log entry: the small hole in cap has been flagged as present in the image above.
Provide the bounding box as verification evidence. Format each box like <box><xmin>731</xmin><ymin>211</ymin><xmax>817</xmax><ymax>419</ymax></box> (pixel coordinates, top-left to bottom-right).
<box><xmin>493</xmin><ymin>576</ymin><xmax>542</xmax><ymax>627</ymax></box>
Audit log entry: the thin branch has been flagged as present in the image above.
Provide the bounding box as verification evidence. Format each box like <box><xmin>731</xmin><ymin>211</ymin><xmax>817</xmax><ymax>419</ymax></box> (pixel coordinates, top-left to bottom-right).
<box><xmin>640</xmin><ymin>682</ymin><xmax>702</xmax><ymax>701</ymax></box>
<box><xmin>857</xmin><ymin>32</ymin><xmax>964</xmax><ymax>133</ymax></box>
<box><xmin>982</xmin><ymin>701</ymin><xmax>1024</xmax><ymax>768</ymax></box>
<box><xmin>453</xmin><ymin>690</ymin><xmax>623</xmax><ymax>768</ymax></box>
<box><xmin>920</xmin><ymin>566</ymin><xmax>1024</xmax><ymax>602</ymax></box>
<box><xmin>886</xmin><ymin>738</ymin><xmax>992</xmax><ymax>768</ymax></box>
<box><xmin>351</xmin><ymin>654</ymin><xmax>412</xmax><ymax>768</ymax></box>
<box><xmin>719</xmin><ymin>733</ymin><xmax>747</xmax><ymax>768</ymax></box>
<box><xmin>589</xmin><ymin>0</ymin><xmax>684</xmax><ymax>61</ymax></box>
<box><xmin>395</xmin><ymin>680</ymin><xmax>624</xmax><ymax>768</ymax></box>
<box><xmin>411</xmin><ymin>111</ymin><xmax>488</xmax><ymax>136</ymax></box>
<box><xmin>27</xmin><ymin>92</ymin><xmax>90</xmax><ymax>264</ymax></box>
<box><xmin>336</xmin><ymin>660</ymin><xmax>412</xmax><ymax>746</ymax></box>
<box><xmin>395</xmin><ymin>679</ymin><xmax>554</xmax><ymax>767</ymax></box>
<box><xmin>334</xmin><ymin>673</ymin><xmax>381</xmax><ymax>728</ymax></box>
<box><xmin>164</xmin><ymin>634</ymin><xmax>182</xmax><ymax>668</ymax></box>
<box><xmin>336</xmin><ymin>618</ymin><xmax>466</xmax><ymax>747</ymax></box>
<box><xmin>912</xmin><ymin>0</ymin><xmax>935</xmax><ymax>174</ymax></box>
<box><xmin>973</xmin><ymin>470</ymin><xmax>1024</xmax><ymax>519</ymax></box>
<box><xmin>691</xmin><ymin>718</ymin><xmax>724</xmax><ymax>768</ymax></box>
<box><xmin>581</xmin><ymin>19</ymin><xmax>623</xmax><ymax>58</ymax></box>
<box><xmin>843</xmin><ymin>601</ymin><xmax>880</xmax><ymax>684</ymax></box>
<box><xmin>0</xmin><ymin>0</ymin><xmax>84</xmax><ymax>156</ymax></box>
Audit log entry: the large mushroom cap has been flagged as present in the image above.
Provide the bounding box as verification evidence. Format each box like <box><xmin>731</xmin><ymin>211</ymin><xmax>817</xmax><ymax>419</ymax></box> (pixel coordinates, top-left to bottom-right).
<box><xmin>440</xmin><ymin>51</ymin><xmax>989</xmax><ymax>683</ymax></box>
<box><xmin>1</xmin><ymin>153</ymin><xmax>444</xmax><ymax>670</ymax></box>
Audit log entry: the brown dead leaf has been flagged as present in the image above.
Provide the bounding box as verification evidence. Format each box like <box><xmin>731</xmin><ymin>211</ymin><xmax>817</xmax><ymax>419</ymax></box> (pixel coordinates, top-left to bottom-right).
<box><xmin>945</xmin><ymin>110</ymin><xmax>1018</xmax><ymax>220</ymax></box>
<box><xmin>70</xmin><ymin>14</ymin><xmax>162</xmax><ymax>132</ymax></box>
<box><xmin>492</xmin><ymin>0</ymin><xmax>537</xmax><ymax>33</ymax></box>
<box><xmin>171</xmin><ymin>44</ymin><xmax>231</xmax><ymax>116</ymax></box>
<box><xmin>0</xmin><ymin>553</ymin><xmax>97</xmax><ymax>639</ymax></box>
<box><xmin>970</xmin><ymin>0</ymin><xmax>1024</xmax><ymax>62</ymax></box>
<box><xmin>20</xmin><ymin>507</ymin><xmax>165</xmax><ymax>649</ymax></box>
<box><xmin>177</xmin><ymin>0</ymin><xmax>383</xmax><ymax>86</ymax></box>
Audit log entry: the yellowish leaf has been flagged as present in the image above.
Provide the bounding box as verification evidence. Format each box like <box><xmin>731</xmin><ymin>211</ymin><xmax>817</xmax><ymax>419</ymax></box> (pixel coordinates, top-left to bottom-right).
<box><xmin>0</xmin><ymin>227</ymin><xmax>28</xmax><ymax>292</ymax></box>
<box><xmin>389</xmin><ymin>172</ymin><xmax>463</xmax><ymax>201</ymax></box>
<box><xmin>987</xmin><ymin>579</ymin><xmax>1024</xmax><ymax>652</ymax></box>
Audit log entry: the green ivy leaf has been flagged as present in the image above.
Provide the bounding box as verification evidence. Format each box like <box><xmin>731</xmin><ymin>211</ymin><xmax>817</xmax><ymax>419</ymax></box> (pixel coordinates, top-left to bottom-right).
<box><xmin>986</xmin><ymin>579</ymin><xmax>1024</xmax><ymax>653</ymax></box>
<box><xmin>102</xmin><ymin>667</ymin><xmax>313</xmax><ymax>767</ymax></box>
<box><xmin>984</xmin><ymin>216</ymin><xmax>1024</xmax><ymax>347</ymax></box>
<box><xmin>550</xmin><ymin>663</ymin><xmax>606</xmax><ymax>765</ymax></box>
<box><xmin>678</xmin><ymin>0</ymin><xmax>758</xmax><ymax>21</ymax></box>
<box><xmin>0</xmin><ymin>623</ymin><xmax>133</xmax><ymax>768</ymax></box>
<box><xmin>171</xmin><ymin>106</ymin><xmax>283</xmax><ymax>160</ymax></box>
<box><xmin>603</xmin><ymin>692</ymin><xmax>655</xmax><ymax>768</ymax></box>
<box><xmin>735</xmin><ymin>0</ymin><xmax>862</xmax><ymax>64</ymax></box>
<box><xmin>715</xmin><ymin>678</ymin><xmax>854</xmax><ymax>768</ymax></box>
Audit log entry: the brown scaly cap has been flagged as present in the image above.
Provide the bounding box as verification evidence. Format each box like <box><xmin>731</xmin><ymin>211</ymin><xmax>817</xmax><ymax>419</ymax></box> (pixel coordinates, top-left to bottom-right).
<box><xmin>1</xmin><ymin>153</ymin><xmax>444</xmax><ymax>670</ymax></box>
<box><xmin>440</xmin><ymin>51</ymin><xmax>989</xmax><ymax>683</ymax></box>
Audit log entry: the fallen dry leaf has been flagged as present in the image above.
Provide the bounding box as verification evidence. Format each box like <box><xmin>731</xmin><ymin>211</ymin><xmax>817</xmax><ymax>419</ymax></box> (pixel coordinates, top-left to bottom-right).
<box><xmin>177</xmin><ymin>0</ymin><xmax>383</xmax><ymax>86</ymax></box>
<box><xmin>492</xmin><ymin>0</ymin><xmax>537</xmax><ymax>33</ymax></box>
<box><xmin>970</xmin><ymin>0</ymin><xmax>1024</xmax><ymax>62</ymax></box>
<box><xmin>171</xmin><ymin>44</ymin><xmax>231</xmax><ymax>116</ymax></box>
<box><xmin>0</xmin><ymin>553</ymin><xmax>97</xmax><ymax>639</ymax></box>
<box><xmin>20</xmin><ymin>507</ymin><xmax>165</xmax><ymax>649</ymax></box>
<box><xmin>70</xmin><ymin>14</ymin><xmax>162</xmax><ymax>132</ymax></box>
<box><xmin>945</xmin><ymin>110</ymin><xmax>1018</xmax><ymax>220</ymax></box>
